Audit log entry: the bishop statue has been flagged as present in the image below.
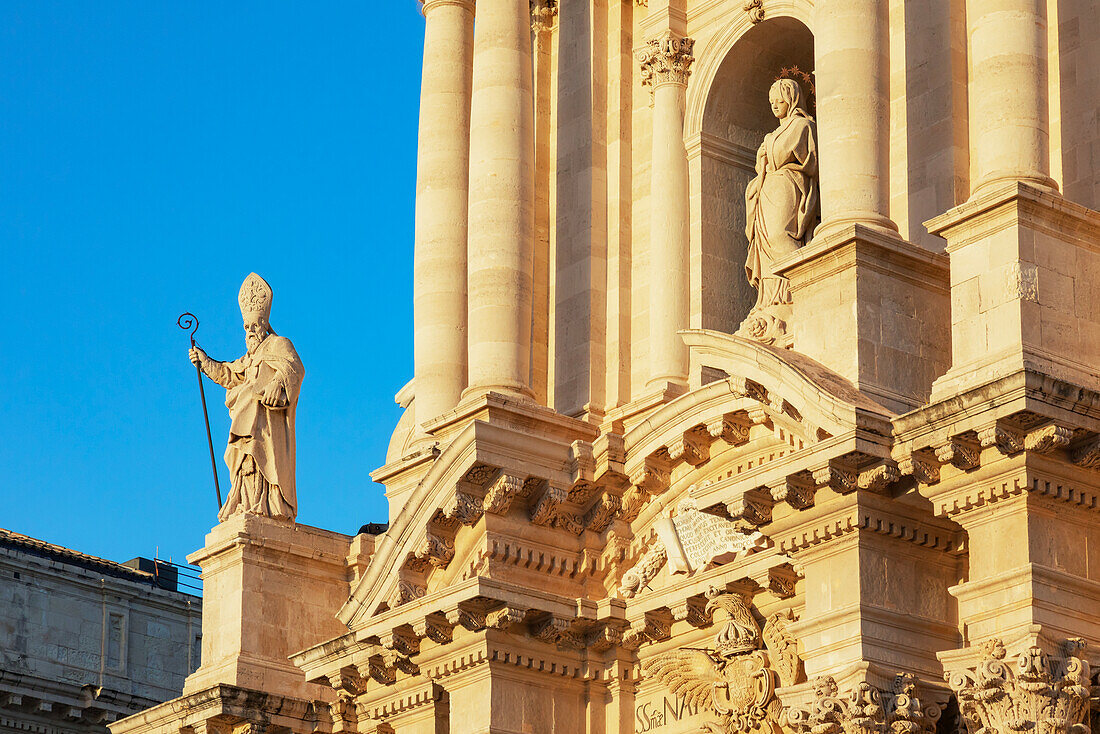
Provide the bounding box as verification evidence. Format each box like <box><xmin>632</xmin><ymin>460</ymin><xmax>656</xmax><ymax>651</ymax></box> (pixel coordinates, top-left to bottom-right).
<box><xmin>189</xmin><ymin>273</ymin><xmax>304</xmax><ymax>523</ymax></box>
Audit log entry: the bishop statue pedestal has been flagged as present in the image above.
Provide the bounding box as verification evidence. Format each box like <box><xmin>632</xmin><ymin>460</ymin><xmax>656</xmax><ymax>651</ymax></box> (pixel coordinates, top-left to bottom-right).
<box><xmin>183</xmin><ymin>514</ymin><xmax>353</xmax><ymax>701</ymax></box>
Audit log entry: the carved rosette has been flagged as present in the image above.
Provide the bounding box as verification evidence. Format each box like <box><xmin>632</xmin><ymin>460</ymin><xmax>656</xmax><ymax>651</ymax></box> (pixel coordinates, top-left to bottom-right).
<box><xmin>637</xmin><ymin>32</ymin><xmax>695</xmax><ymax>88</ymax></box>
<box><xmin>944</xmin><ymin>639</ymin><xmax>1091</xmax><ymax>734</ymax></box>
<box><xmin>787</xmin><ymin>673</ymin><xmax>942</xmax><ymax>734</ymax></box>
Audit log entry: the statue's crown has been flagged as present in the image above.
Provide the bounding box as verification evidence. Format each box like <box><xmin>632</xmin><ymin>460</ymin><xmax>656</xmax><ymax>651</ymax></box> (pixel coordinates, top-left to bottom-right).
<box><xmin>238</xmin><ymin>272</ymin><xmax>273</xmax><ymax>320</ymax></box>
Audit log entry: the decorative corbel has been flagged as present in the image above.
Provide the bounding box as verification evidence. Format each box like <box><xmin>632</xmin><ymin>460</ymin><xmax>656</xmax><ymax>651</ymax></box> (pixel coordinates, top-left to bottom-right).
<box><xmin>482</xmin><ymin>472</ymin><xmax>523</xmax><ymax>515</ymax></box>
<box><xmin>1024</xmin><ymin>424</ymin><xmax>1074</xmax><ymax>453</ymax></box>
<box><xmin>935</xmin><ymin>437</ymin><xmax>981</xmax><ymax>470</ymax></box>
<box><xmin>707</xmin><ymin>412</ymin><xmax>752</xmax><ymax>446</ymax></box>
<box><xmin>668</xmin><ymin>431</ymin><xmax>710</xmax><ymax>466</ymax></box>
<box><xmin>727</xmin><ymin>487</ymin><xmax>774</xmax><ymax>527</ymax></box>
<box><xmin>771</xmin><ymin>473</ymin><xmax>815</xmax><ymax>509</ymax></box>
<box><xmin>977</xmin><ymin>422</ymin><xmax>1024</xmax><ymax>455</ymax></box>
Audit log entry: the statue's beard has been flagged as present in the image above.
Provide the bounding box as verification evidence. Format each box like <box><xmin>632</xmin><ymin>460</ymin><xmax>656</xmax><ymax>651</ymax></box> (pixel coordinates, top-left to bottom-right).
<box><xmin>246</xmin><ymin>331</ymin><xmax>267</xmax><ymax>354</ymax></box>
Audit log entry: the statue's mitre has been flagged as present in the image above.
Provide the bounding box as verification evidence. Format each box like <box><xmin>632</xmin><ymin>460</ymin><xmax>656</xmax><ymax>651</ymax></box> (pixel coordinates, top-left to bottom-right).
<box><xmin>238</xmin><ymin>272</ymin><xmax>273</xmax><ymax>320</ymax></box>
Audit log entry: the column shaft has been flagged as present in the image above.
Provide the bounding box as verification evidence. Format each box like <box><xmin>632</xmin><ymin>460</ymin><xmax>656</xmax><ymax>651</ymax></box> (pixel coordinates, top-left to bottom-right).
<box><xmin>413</xmin><ymin>0</ymin><xmax>474</xmax><ymax>428</ymax></box>
<box><xmin>966</xmin><ymin>0</ymin><xmax>1056</xmax><ymax>193</ymax></box>
<box><xmin>640</xmin><ymin>32</ymin><xmax>693</xmax><ymax>389</ymax></box>
<box><xmin>465</xmin><ymin>0</ymin><xmax>536</xmax><ymax>398</ymax></box>
<box><xmin>814</xmin><ymin>0</ymin><xmax>895</xmax><ymax>234</ymax></box>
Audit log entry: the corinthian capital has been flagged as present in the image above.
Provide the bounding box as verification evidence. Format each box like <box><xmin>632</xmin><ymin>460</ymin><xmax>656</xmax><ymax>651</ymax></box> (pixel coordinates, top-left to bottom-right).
<box><xmin>945</xmin><ymin>638</ymin><xmax>1091</xmax><ymax>734</ymax></box>
<box><xmin>530</xmin><ymin>0</ymin><xmax>558</xmax><ymax>33</ymax></box>
<box><xmin>637</xmin><ymin>31</ymin><xmax>695</xmax><ymax>87</ymax></box>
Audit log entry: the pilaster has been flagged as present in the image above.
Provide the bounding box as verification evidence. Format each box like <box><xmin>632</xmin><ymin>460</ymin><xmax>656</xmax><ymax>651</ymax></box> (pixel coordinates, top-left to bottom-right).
<box><xmin>768</xmin><ymin>487</ymin><xmax>964</xmax><ymax>689</ymax></box>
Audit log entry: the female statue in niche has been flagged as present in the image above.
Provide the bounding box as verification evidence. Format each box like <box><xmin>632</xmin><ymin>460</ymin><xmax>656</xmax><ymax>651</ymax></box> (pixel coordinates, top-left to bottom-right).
<box><xmin>737</xmin><ymin>77</ymin><xmax>819</xmax><ymax>345</ymax></box>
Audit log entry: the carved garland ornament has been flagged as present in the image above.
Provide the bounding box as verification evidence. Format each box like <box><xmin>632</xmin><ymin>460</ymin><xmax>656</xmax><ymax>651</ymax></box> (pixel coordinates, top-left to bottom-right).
<box><xmin>645</xmin><ymin>593</ymin><xmax>803</xmax><ymax>734</ymax></box>
<box><xmin>944</xmin><ymin>638</ymin><xmax>1091</xmax><ymax>734</ymax></box>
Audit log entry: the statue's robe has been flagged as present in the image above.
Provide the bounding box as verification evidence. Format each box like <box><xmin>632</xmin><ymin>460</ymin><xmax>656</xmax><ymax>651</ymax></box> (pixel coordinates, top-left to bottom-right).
<box><xmin>744</xmin><ymin>110</ymin><xmax>819</xmax><ymax>309</ymax></box>
<box><xmin>206</xmin><ymin>335</ymin><xmax>304</xmax><ymax>522</ymax></box>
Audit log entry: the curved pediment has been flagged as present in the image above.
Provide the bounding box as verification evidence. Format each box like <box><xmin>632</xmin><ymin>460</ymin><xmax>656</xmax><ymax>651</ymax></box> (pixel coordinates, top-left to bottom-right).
<box><xmin>341</xmin><ymin>336</ymin><xmax>897</xmax><ymax>635</ymax></box>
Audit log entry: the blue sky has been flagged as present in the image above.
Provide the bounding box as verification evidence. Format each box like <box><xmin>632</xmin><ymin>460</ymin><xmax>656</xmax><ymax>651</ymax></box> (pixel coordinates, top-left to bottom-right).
<box><xmin>1</xmin><ymin>2</ymin><xmax>426</xmax><ymax>567</ymax></box>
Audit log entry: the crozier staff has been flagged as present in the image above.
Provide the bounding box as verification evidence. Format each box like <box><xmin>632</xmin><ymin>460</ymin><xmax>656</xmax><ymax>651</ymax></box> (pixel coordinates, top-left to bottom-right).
<box><xmin>188</xmin><ymin>273</ymin><xmax>304</xmax><ymax>523</ymax></box>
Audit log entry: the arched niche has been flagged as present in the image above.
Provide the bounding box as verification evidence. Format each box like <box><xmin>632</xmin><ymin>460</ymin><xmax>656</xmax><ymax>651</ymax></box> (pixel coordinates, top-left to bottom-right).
<box><xmin>688</xmin><ymin>16</ymin><xmax>814</xmax><ymax>336</ymax></box>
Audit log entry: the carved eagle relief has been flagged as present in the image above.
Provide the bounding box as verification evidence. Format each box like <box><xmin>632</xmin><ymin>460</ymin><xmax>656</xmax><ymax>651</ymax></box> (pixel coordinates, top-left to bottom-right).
<box><xmin>643</xmin><ymin>595</ymin><xmax>803</xmax><ymax>734</ymax></box>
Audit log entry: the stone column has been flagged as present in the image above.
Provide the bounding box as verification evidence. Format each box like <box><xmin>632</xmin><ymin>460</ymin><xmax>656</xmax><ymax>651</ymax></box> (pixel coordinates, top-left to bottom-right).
<box><xmin>967</xmin><ymin>0</ymin><xmax>1057</xmax><ymax>194</ymax></box>
<box><xmin>928</xmin><ymin>2</ymin><xmax>1097</xmax><ymax>399</ymax></box>
<box><xmin>639</xmin><ymin>31</ymin><xmax>694</xmax><ymax>390</ymax></box>
<box><xmin>813</xmin><ymin>0</ymin><xmax>895</xmax><ymax>235</ymax></box>
<box><xmin>413</xmin><ymin>0</ymin><xmax>474</xmax><ymax>431</ymax></box>
<box><xmin>465</xmin><ymin>0</ymin><xmax>536</xmax><ymax>399</ymax></box>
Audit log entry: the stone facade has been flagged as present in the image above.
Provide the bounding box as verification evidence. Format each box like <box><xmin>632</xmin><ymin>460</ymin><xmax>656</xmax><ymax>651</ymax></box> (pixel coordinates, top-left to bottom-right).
<box><xmin>114</xmin><ymin>1</ymin><xmax>1100</xmax><ymax>733</ymax></box>
<box><xmin>0</xmin><ymin>529</ymin><xmax>201</xmax><ymax>734</ymax></box>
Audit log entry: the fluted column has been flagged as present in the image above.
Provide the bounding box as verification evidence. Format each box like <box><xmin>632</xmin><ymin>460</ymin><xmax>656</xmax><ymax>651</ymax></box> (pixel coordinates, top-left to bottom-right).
<box><xmin>413</xmin><ymin>0</ymin><xmax>474</xmax><ymax>430</ymax></box>
<box><xmin>967</xmin><ymin>0</ymin><xmax>1057</xmax><ymax>194</ymax></box>
<box><xmin>639</xmin><ymin>31</ymin><xmax>693</xmax><ymax>389</ymax></box>
<box><xmin>813</xmin><ymin>0</ymin><xmax>896</xmax><ymax>235</ymax></box>
<box><xmin>465</xmin><ymin>0</ymin><xmax>536</xmax><ymax>399</ymax></box>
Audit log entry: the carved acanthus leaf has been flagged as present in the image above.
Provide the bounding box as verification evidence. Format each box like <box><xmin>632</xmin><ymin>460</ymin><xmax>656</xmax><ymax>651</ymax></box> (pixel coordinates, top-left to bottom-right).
<box><xmin>767</xmin><ymin>565</ymin><xmax>798</xmax><ymax>599</ymax></box>
<box><xmin>897</xmin><ymin>452</ymin><xmax>940</xmax><ymax>484</ymax></box>
<box><xmin>482</xmin><ymin>472</ymin><xmax>522</xmax><ymax>515</ymax></box>
<box><xmin>588</xmin><ymin>624</ymin><xmax>624</xmax><ymax>653</ymax></box>
<box><xmin>387</xmin><ymin>579</ymin><xmax>426</xmax><ymax>610</ymax></box>
<box><xmin>813</xmin><ymin>463</ymin><xmax>858</xmax><ymax>494</ymax></box>
<box><xmin>416</xmin><ymin>531</ymin><xmax>454</xmax><ymax>569</ymax></box>
<box><xmin>935</xmin><ymin>438</ymin><xmax>981</xmax><ymax>470</ymax></box>
<box><xmin>445</xmin><ymin>490</ymin><xmax>483</xmax><ymax>526</ymax></box>
<box><xmin>530</xmin><ymin>616</ymin><xmax>571</xmax><ymax>644</ymax></box>
<box><xmin>978</xmin><ymin>424</ymin><xmax>1024</xmax><ymax>454</ymax></box>
<box><xmin>1071</xmin><ymin>436</ymin><xmax>1100</xmax><ymax>470</ymax></box>
<box><xmin>529</xmin><ymin>0</ymin><xmax>557</xmax><ymax>33</ymax></box>
<box><xmin>744</xmin><ymin>0</ymin><xmax>765</xmax><ymax>23</ymax></box>
<box><xmin>631</xmin><ymin>456</ymin><xmax>671</xmax><ymax>495</ymax></box>
<box><xmin>945</xmin><ymin>638</ymin><xmax>1090</xmax><ymax>734</ymax></box>
<box><xmin>328</xmin><ymin>665</ymin><xmax>367</xmax><ymax>699</ymax></box>
<box><xmin>585</xmin><ymin>494</ymin><xmax>621</xmax><ymax>534</ymax></box>
<box><xmin>367</xmin><ymin>655</ymin><xmax>395</xmax><ymax>686</ymax></box>
<box><xmin>530</xmin><ymin>485</ymin><xmax>566</xmax><ymax>526</ymax></box>
<box><xmin>486</xmin><ymin>606</ymin><xmax>525</xmax><ymax>630</ymax></box>
<box><xmin>417</xmin><ymin>614</ymin><xmax>452</xmax><ymax>645</ymax></box>
<box><xmin>787</xmin><ymin>673</ymin><xmax>941</xmax><ymax>734</ymax></box>
<box><xmin>761</xmin><ymin>610</ymin><xmax>802</xmax><ymax>687</ymax></box>
<box><xmin>619</xmin><ymin>485</ymin><xmax>650</xmax><ymax>523</ymax></box>
<box><xmin>1025</xmin><ymin>424</ymin><xmax>1074</xmax><ymax>453</ymax></box>
<box><xmin>858</xmin><ymin>462</ymin><xmax>900</xmax><ymax>493</ymax></box>
<box><xmin>637</xmin><ymin>32</ymin><xmax>695</xmax><ymax>88</ymax></box>
<box><xmin>618</xmin><ymin>542</ymin><xmax>668</xmax><ymax>598</ymax></box>
<box><xmin>670</xmin><ymin>597</ymin><xmax>711</xmax><ymax>628</ymax></box>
